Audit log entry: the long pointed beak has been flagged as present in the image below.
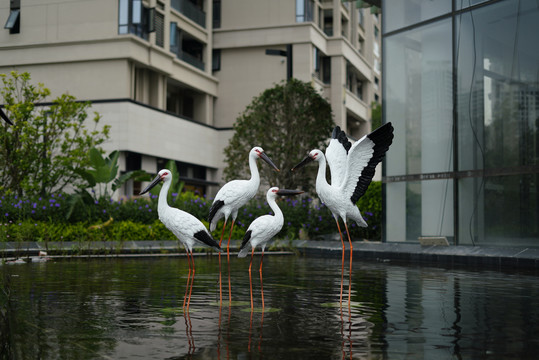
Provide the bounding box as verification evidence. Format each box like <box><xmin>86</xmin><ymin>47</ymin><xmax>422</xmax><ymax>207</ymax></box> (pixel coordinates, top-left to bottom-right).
<box><xmin>291</xmin><ymin>155</ymin><xmax>314</xmax><ymax>171</ymax></box>
<box><xmin>276</xmin><ymin>189</ymin><xmax>304</xmax><ymax>196</ymax></box>
<box><xmin>260</xmin><ymin>152</ymin><xmax>280</xmax><ymax>172</ymax></box>
<box><xmin>139</xmin><ymin>174</ymin><xmax>162</xmax><ymax>195</ymax></box>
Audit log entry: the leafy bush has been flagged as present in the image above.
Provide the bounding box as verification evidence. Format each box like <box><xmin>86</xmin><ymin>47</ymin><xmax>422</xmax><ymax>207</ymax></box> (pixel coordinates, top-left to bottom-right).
<box><xmin>0</xmin><ymin>182</ymin><xmax>384</xmax><ymax>243</ymax></box>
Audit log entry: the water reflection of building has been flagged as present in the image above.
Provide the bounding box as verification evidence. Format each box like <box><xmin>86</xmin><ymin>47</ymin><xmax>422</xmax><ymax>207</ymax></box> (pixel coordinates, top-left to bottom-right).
<box><xmin>383</xmin><ymin>0</ymin><xmax>539</xmax><ymax>247</ymax></box>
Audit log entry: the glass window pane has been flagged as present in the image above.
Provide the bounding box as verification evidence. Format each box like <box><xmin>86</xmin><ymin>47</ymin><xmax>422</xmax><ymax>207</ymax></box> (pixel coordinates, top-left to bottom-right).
<box><xmin>385</xmin><ymin>19</ymin><xmax>453</xmax><ymax>177</ymax></box>
<box><xmin>133</xmin><ymin>0</ymin><xmax>142</xmax><ymax>24</ymax></box>
<box><xmin>296</xmin><ymin>0</ymin><xmax>303</xmax><ymax>22</ymax></box>
<box><xmin>457</xmin><ymin>0</ymin><xmax>539</xmax><ymax>172</ymax></box>
<box><xmin>383</xmin><ymin>0</ymin><xmax>451</xmax><ymax>33</ymax></box>
<box><xmin>4</xmin><ymin>9</ymin><xmax>20</xmax><ymax>29</ymax></box>
<box><xmin>456</xmin><ymin>0</ymin><xmax>490</xmax><ymax>10</ymax></box>
<box><xmin>386</xmin><ymin>179</ymin><xmax>454</xmax><ymax>242</ymax></box>
<box><xmin>119</xmin><ymin>0</ymin><xmax>128</xmax><ymax>26</ymax></box>
<box><xmin>459</xmin><ymin>174</ymin><xmax>538</xmax><ymax>246</ymax></box>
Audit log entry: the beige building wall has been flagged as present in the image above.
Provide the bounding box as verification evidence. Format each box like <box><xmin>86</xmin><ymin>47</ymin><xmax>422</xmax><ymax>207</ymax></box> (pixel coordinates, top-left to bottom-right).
<box><xmin>0</xmin><ymin>0</ymin><xmax>381</xmax><ymax>196</ymax></box>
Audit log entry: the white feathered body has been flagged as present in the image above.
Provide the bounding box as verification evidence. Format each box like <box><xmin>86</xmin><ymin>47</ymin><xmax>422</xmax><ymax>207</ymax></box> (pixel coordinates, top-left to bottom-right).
<box><xmin>159</xmin><ymin>205</ymin><xmax>211</xmax><ymax>252</ymax></box>
<box><xmin>238</xmin><ymin>189</ymin><xmax>284</xmax><ymax>258</ymax></box>
<box><xmin>154</xmin><ymin>172</ymin><xmax>220</xmax><ymax>252</ymax></box>
<box><xmin>209</xmin><ymin>148</ymin><xmax>264</xmax><ymax>232</ymax></box>
<box><xmin>311</xmin><ymin>123</ymin><xmax>394</xmax><ymax>228</ymax></box>
<box><xmin>209</xmin><ymin>178</ymin><xmax>258</xmax><ymax>231</ymax></box>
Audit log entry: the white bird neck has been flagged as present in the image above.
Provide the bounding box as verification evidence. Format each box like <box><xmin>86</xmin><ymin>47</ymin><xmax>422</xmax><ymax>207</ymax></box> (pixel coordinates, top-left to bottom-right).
<box><xmin>158</xmin><ymin>178</ymin><xmax>171</xmax><ymax>213</ymax></box>
<box><xmin>315</xmin><ymin>154</ymin><xmax>329</xmax><ymax>191</ymax></box>
<box><xmin>248</xmin><ymin>153</ymin><xmax>261</xmax><ymax>185</ymax></box>
<box><xmin>267</xmin><ymin>195</ymin><xmax>284</xmax><ymax>222</ymax></box>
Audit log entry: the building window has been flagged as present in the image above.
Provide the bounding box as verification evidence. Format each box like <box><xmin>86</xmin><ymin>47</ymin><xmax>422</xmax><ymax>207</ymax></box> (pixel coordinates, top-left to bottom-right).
<box><xmin>118</xmin><ymin>0</ymin><xmax>153</xmax><ymax>40</ymax></box>
<box><xmin>323</xmin><ymin>9</ymin><xmax>333</xmax><ymax>36</ymax></box>
<box><xmin>4</xmin><ymin>0</ymin><xmax>20</xmax><ymax>34</ymax></box>
<box><xmin>383</xmin><ymin>0</ymin><xmax>451</xmax><ymax>34</ymax></box>
<box><xmin>213</xmin><ymin>0</ymin><xmax>221</xmax><ymax>28</ymax></box>
<box><xmin>124</xmin><ymin>151</ymin><xmax>143</xmax><ymax>196</ymax></box>
<box><xmin>171</xmin><ymin>0</ymin><xmax>206</xmax><ymax>28</ymax></box>
<box><xmin>296</xmin><ymin>0</ymin><xmax>314</xmax><ymax>22</ymax></box>
<box><xmin>321</xmin><ymin>56</ymin><xmax>331</xmax><ymax>84</ymax></box>
<box><xmin>166</xmin><ymin>80</ymin><xmax>198</xmax><ymax>120</ymax></box>
<box><xmin>170</xmin><ymin>22</ymin><xmax>205</xmax><ymax>71</ymax></box>
<box><xmin>154</xmin><ymin>10</ymin><xmax>165</xmax><ymax>47</ymax></box>
<box><xmin>212</xmin><ymin>49</ymin><xmax>221</xmax><ymax>72</ymax></box>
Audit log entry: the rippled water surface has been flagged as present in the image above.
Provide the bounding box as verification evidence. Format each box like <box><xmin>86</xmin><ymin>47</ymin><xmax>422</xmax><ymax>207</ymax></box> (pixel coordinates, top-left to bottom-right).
<box><xmin>2</xmin><ymin>254</ymin><xmax>539</xmax><ymax>359</ymax></box>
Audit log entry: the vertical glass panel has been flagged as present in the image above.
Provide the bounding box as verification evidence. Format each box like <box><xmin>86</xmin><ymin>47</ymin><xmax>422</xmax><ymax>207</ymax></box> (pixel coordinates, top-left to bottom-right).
<box><xmin>457</xmin><ymin>0</ymin><xmax>539</xmax><ymax>246</ymax></box>
<box><xmin>382</xmin><ymin>0</ymin><xmax>451</xmax><ymax>34</ymax></box>
<box><xmin>118</xmin><ymin>0</ymin><xmax>128</xmax><ymax>34</ymax></box>
<box><xmin>385</xmin><ymin>18</ymin><xmax>453</xmax><ymax>177</ymax></box>
<box><xmin>457</xmin><ymin>0</ymin><xmax>539</xmax><ymax>172</ymax></box>
<box><xmin>459</xmin><ymin>174</ymin><xmax>538</xmax><ymax>246</ymax></box>
<box><xmin>169</xmin><ymin>22</ymin><xmax>178</xmax><ymax>54</ymax></box>
<box><xmin>384</xmin><ymin>18</ymin><xmax>453</xmax><ymax>243</ymax></box>
<box><xmin>386</xmin><ymin>180</ymin><xmax>454</xmax><ymax>242</ymax></box>
<box><xmin>455</xmin><ymin>0</ymin><xmax>490</xmax><ymax>10</ymax></box>
<box><xmin>132</xmin><ymin>0</ymin><xmax>142</xmax><ymax>24</ymax></box>
<box><xmin>296</xmin><ymin>0</ymin><xmax>305</xmax><ymax>22</ymax></box>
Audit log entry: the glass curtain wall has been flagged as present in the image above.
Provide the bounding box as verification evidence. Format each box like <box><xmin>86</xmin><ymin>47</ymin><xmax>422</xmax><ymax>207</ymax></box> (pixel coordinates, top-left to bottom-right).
<box><xmin>384</xmin><ymin>17</ymin><xmax>454</xmax><ymax>243</ymax></box>
<box><xmin>383</xmin><ymin>0</ymin><xmax>539</xmax><ymax>246</ymax></box>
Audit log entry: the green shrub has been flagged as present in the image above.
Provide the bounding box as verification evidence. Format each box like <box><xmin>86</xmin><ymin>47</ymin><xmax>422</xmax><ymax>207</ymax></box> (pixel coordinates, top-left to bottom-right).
<box><xmin>0</xmin><ymin>182</ymin><xmax>384</xmax><ymax>243</ymax></box>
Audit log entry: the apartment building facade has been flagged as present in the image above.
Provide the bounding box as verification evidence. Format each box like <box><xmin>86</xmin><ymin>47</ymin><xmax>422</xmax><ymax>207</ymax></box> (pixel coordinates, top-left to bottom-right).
<box><xmin>1</xmin><ymin>0</ymin><xmax>381</xmax><ymax>197</ymax></box>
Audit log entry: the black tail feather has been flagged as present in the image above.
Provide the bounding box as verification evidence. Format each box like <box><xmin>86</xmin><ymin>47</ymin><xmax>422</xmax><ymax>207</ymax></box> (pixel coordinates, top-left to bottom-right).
<box><xmin>193</xmin><ymin>230</ymin><xmax>222</xmax><ymax>251</ymax></box>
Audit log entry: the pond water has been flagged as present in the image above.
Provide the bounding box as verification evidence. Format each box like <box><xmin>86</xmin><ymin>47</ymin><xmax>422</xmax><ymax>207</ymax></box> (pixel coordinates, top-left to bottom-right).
<box><xmin>1</xmin><ymin>254</ymin><xmax>539</xmax><ymax>359</ymax></box>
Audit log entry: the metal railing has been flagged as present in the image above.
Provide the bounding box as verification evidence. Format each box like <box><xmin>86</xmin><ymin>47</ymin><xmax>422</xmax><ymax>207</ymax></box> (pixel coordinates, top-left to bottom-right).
<box><xmin>171</xmin><ymin>0</ymin><xmax>206</xmax><ymax>28</ymax></box>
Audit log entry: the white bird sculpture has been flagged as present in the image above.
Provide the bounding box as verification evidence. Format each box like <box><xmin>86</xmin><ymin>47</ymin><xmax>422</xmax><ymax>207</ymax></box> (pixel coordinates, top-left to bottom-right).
<box><xmin>291</xmin><ymin>123</ymin><xmax>394</xmax><ymax>311</ymax></box>
<box><xmin>238</xmin><ymin>187</ymin><xmax>303</xmax><ymax>310</ymax></box>
<box><xmin>140</xmin><ymin>169</ymin><xmax>221</xmax><ymax>311</ymax></box>
<box><xmin>208</xmin><ymin>146</ymin><xmax>279</xmax><ymax>304</ymax></box>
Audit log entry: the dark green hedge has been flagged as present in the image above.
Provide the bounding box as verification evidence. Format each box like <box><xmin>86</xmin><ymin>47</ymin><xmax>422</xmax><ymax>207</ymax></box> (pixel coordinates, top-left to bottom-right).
<box><xmin>0</xmin><ymin>182</ymin><xmax>383</xmax><ymax>242</ymax></box>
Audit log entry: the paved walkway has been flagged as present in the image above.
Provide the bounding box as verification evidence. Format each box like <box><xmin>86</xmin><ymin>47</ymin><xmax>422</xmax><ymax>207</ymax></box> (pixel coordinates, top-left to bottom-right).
<box><xmin>2</xmin><ymin>240</ymin><xmax>539</xmax><ymax>269</ymax></box>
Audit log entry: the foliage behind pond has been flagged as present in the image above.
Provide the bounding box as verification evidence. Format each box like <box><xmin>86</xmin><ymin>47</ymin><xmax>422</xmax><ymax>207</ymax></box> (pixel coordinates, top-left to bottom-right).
<box><xmin>0</xmin><ymin>182</ymin><xmax>383</xmax><ymax>243</ymax></box>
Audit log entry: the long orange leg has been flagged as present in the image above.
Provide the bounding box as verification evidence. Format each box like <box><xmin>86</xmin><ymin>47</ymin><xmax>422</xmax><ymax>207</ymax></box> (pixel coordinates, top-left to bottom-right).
<box><xmin>218</xmin><ymin>220</ymin><xmax>228</xmax><ymax>306</ymax></box>
<box><xmin>259</xmin><ymin>250</ymin><xmax>265</xmax><ymax>311</ymax></box>
<box><xmin>249</xmin><ymin>247</ymin><xmax>255</xmax><ymax>310</ymax></box>
<box><xmin>182</xmin><ymin>249</ymin><xmax>192</xmax><ymax>311</ymax></box>
<box><xmin>344</xmin><ymin>222</ymin><xmax>353</xmax><ymax>317</ymax></box>
<box><xmin>335</xmin><ymin>218</ymin><xmax>346</xmax><ymax>313</ymax></box>
<box><xmin>185</xmin><ymin>250</ymin><xmax>196</xmax><ymax>311</ymax></box>
<box><xmin>226</xmin><ymin>220</ymin><xmax>235</xmax><ymax>304</ymax></box>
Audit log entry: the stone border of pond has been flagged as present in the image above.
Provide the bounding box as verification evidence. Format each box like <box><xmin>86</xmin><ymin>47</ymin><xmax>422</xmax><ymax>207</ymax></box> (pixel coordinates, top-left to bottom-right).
<box><xmin>2</xmin><ymin>240</ymin><xmax>539</xmax><ymax>269</ymax></box>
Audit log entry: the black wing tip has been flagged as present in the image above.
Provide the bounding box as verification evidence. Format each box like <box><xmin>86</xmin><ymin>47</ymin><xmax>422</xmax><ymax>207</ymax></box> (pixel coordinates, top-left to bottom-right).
<box><xmin>239</xmin><ymin>230</ymin><xmax>252</xmax><ymax>251</ymax></box>
<box><xmin>208</xmin><ymin>199</ymin><xmax>225</xmax><ymax>223</ymax></box>
<box><xmin>194</xmin><ymin>230</ymin><xmax>221</xmax><ymax>251</ymax></box>
<box><xmin>332</xmin><ymin>126</ymin><xmax>341</xmax><ymax>139</ymax></box>
<box><xmin>350</xmin><ymin>123</ymin><xmax>395</xmax><ymax>204</ymax></box>
<box><xmin>332</xmin><ymin>126</ymin><xmax>352</xmax><ymax>153</ymax></box>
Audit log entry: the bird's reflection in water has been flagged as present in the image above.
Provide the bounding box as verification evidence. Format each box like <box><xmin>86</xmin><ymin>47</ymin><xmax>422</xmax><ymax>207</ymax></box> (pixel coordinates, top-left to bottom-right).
<box><xmin>183</xmin><ymin>311</ymin><xmax>195</xmax><ymax>355</ymax></box>
<box><xmin>247</xmin><ymin>308</ymin><xmax>265</xmax><ymax>355</ymax></box>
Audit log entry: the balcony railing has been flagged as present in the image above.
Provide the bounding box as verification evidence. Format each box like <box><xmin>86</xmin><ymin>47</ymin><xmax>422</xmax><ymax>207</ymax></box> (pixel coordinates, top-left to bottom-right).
<box><xmin>178</xmin><ymin>51</ymin><xmax>205</xmax><ymax>71</ymax></box>
<box><xmin>171</xmin><ymin>0</ymin><xmax>206</xmax><ymax>28</ymax></box>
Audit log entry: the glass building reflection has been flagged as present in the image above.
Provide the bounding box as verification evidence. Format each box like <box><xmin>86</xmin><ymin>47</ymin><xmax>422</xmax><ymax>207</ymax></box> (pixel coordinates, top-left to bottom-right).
<box><xmin>383</xmin><ymin>0</ymin><xmax>539</xmax><ymax>246</ymax></box>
